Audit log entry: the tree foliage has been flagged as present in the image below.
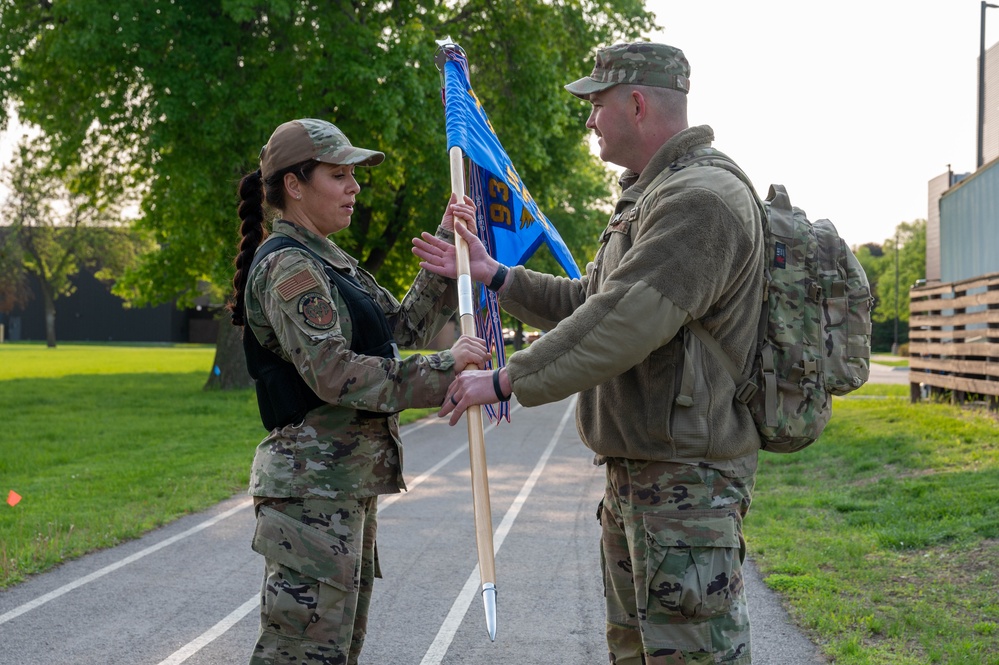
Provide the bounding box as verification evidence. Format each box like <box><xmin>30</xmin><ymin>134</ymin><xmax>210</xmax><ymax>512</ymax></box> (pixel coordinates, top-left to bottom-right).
<box><xmin>0</xmin><ymin>0</ymin><xmax>656</xmax><ymax>311</ymax></box>
<box><xmin>852</xmin><ymin>219</ymin><xmax>926</xmax><ymax>352</ymax></box>
<box><xmin>862</xmin><ymin>220</ymin><xmax>926</xmax><ymax>326</ymax></box>
<box><xmin>0</xmin><ymin>133</ymin><xmax>150</xmax><ymax>346</ymax></box>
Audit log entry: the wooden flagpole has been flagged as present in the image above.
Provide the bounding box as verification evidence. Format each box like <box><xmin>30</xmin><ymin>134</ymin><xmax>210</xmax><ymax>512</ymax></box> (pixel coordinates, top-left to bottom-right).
<box><xmin>448</xmin><ymin>145</ymin><xmax>498</xmax><ymax>641</ymax></box>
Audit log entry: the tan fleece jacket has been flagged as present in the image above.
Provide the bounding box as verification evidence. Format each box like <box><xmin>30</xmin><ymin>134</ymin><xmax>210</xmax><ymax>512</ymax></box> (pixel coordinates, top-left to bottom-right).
<box><xmin>501</xmin><ymin>125</ymin><xmax>765</xmax><ymax>462</ymax></box>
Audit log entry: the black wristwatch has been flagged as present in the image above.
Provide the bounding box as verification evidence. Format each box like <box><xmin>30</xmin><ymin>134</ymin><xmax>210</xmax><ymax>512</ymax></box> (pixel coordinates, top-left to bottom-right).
<box><xmin>487</xmin><ymin>264</ymin><xmax>508</xmax><ymax>292</ymax></box>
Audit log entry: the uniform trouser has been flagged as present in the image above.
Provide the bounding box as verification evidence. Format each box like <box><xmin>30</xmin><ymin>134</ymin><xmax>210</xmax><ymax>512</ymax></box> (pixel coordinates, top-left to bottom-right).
<box><xmin>600</xmin><ymin>458</ymin><xmax>755</xmax><ymax>665</ymax></box>
<box><xmin>248</xmin><ymin>496</ymin><xmax>379</xmax><ymax>665</ymax></box>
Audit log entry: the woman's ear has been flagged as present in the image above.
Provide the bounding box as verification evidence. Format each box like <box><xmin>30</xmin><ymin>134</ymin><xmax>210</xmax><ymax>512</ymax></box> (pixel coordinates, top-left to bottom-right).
<box><xmin>283</xmin><ymin>172</ymin><xmax>302</xmax><ymax>201</ymax></box>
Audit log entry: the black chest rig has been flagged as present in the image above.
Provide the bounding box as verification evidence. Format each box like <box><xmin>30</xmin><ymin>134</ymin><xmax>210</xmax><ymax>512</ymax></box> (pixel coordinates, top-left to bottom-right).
<box><xmin>243</xmin><ymin>235</ymin><xmax>399</xmax><ymax>430</ymax></box>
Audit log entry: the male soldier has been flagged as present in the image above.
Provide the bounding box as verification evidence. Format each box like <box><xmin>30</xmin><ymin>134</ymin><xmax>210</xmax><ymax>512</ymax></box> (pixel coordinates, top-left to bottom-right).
<box><xmin>419</xmin><ymin>42</ymin><xmax>765</xmax><ymax>663</ymax></box>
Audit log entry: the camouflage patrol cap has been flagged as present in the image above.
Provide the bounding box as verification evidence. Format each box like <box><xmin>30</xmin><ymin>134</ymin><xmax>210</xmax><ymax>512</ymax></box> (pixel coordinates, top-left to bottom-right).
<box><xmin>565</xmin><ymin>42</ymin><xmax>690</xmax><ymax>100</ymax></box>
<box><xmin>259</xmin><ymin>119</ymin><xmax>385</xmax><ymax>179</ymax></box>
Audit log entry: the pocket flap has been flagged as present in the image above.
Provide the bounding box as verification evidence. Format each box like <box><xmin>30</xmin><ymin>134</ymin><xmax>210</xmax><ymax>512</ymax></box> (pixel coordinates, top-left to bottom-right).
<box><xmin>643</xmin><ymin>509</ymin><xmax>741</xmax><ymax>549</ymax></box>
<box><xmin>252</xmin><ymin>505</ymin><xmax>359</xmax><ymax>592</ymax></box>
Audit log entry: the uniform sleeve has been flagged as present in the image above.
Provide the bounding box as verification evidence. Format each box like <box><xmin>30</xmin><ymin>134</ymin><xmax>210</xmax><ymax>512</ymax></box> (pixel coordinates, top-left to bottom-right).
<box><xmin>363</xmin><ymin>225</ymin><xmax>459</xmax><ymax>349</ymax></box>
<box><xmin>505</xmin><ymin>282</ymin><xmax>690</xmax><ymax>405</ymax></box>
<box><xmin>249</xmin><ymin>249</ymin><xmax>455</xmax><ymax>413</ymax></box>
<box><xmin>497</xmin><ymin>264</ymin><xmax>590</xmax><ymax>331</ymax></box>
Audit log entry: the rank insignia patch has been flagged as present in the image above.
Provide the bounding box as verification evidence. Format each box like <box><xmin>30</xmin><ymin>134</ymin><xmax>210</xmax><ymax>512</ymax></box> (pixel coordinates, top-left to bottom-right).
<box><xmin>298</xmin><ymin>293</ymin><xmax>337</xmax><ymax>330</ymax></box>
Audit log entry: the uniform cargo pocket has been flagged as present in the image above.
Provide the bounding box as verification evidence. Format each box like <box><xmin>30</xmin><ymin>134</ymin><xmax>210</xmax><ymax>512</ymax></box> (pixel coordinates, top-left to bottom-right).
<box><xmin>252</xmin><ymin>505</ymin><xmax>360</xmax><ymax>593</ymax></box>
<box><xmin>643</xmin><ymin>510</ymin><xmax>742</xmax><ymax>622</ymax></box>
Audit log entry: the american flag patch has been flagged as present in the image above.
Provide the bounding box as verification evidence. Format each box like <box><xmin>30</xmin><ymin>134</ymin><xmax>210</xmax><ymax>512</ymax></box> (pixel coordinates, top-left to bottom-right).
<box><xmin>276</xmin><ymin>269</ymin><xmax>319</xmax><ymax>301</ymax></box>
<box><xmin>773</xmin><ymin>242</ymin><xmax>787</xmax><ymax>270</ymax></box>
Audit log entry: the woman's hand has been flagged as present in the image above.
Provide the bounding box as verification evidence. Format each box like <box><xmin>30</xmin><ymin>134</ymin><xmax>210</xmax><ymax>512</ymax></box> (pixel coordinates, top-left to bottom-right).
<box><xmin>449</xmin><ymin>334</ymin><xmax>491</xmax><ymax>372</ymax></box>
<box><xmin>440</xmin><ymin>193</ymin><xmax>476</xmax><ymax>233</ymax></box>
<box><xmin>413</xmin><ymin>216</ymin><xmax>501</xmax><ymax>284</ymax></box>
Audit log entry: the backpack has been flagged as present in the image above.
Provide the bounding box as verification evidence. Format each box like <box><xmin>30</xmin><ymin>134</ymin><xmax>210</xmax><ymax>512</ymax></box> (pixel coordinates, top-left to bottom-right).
<box><xmin>640</xmin><ymin>149</ymin><xmax>874</xmax><ymax>453</ymax></box>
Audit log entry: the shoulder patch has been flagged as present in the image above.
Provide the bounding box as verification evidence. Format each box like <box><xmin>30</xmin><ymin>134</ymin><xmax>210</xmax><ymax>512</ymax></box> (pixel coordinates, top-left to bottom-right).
<box><xmin>298</xmin><ymin>292</ymin><xmax>338</xmax><ymax>330</ymax></box>
<box><xmin>276</xmin><ymin>268</ymin><xmax>320</xmax><ymax>302</ymax></box>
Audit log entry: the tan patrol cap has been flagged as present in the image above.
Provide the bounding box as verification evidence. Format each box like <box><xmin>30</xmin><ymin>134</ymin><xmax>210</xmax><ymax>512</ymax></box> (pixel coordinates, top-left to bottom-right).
<box><xmin>565</xmin><ymin>42</ymin><xmax>691</xmax><ymax>100</ymax></box>
<box><xmin>259</xmin><ymin>119</ymin><xmax>385</xmax><ymax>179</ymax></box>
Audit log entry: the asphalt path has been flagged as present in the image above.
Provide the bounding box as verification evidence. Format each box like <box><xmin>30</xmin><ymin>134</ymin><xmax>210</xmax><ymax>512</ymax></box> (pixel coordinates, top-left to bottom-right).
<box><xmin>866</xmin><ymin>358</ymin><xmax>911</xmax><ymax>386</ymax></box>
<box><xmin>0</xmin><ymin>388</ymin><xmax>894</xmax><ymax>665</ymax></box>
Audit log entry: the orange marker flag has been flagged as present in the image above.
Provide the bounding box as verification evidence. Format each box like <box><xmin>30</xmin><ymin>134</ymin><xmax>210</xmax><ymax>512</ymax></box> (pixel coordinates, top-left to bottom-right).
<box><xmin>7</xmin><ymin>490</ymin><xmax>22</xmax><ymax>507</ymax></box>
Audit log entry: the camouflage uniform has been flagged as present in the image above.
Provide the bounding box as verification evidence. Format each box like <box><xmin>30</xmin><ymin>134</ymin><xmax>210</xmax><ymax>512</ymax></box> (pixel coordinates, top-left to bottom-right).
<box><xmin>245</xmin><ymin>219</ymin><xmax>458</xmax><ymax>665</ymax></box>
<box><xmin>499</xmin><ymin>44</ymin><xmax>764</xmax><ymax>663</ymax></box>
<box><xmin>601</xmin><ymin>460</ymin><xmax>754</xmax><ymax>665</ymax></box>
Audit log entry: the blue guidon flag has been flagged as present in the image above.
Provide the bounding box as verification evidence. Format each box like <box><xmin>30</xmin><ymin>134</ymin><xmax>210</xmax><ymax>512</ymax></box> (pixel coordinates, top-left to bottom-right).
<box><xmin>436</xmin><ymin>40</ymin><xmax>581</xmax><ymax>422</ymax></box>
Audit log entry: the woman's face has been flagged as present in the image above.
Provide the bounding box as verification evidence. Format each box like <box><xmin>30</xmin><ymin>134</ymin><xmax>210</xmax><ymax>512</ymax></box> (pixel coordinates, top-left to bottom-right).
<box><xmin>290</xmin><ymin>163</ymin><xmax>361</xmax><ymax>236</ymax></box>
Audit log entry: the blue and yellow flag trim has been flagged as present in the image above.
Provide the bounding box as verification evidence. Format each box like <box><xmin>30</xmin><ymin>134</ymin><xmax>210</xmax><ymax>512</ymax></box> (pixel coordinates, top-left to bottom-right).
<box><xmin>437</xmin><ymin>41</ymin><xmax>581</xmax><ymax>422</ymax></box>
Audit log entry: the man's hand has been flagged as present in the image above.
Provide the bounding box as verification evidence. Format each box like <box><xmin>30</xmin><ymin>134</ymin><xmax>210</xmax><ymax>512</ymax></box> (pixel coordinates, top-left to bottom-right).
<box><xmin>440</xmin><ymin>367</ymin><xmax>512</xmax><ymax>426</ymax></box>
<box><xmin>414</xmin><ymin>218</ymin><xmax>500</xmax><ymax>285</ymax></box>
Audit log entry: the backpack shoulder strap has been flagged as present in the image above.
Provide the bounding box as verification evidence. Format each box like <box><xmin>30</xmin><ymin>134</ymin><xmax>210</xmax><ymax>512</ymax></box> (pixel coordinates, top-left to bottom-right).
<box><xmin>685</xmin><ymin>318</ymin><xmax>767</xmax><ymax>410</ymax></box>
<box><xmin>632</xmin><ymin>147</ymin><xmax>722</xmax><ymax>208</ymax></box>
<box><xmin>664</xmin><ymin>150</ymin><xmax>769</xmax><ymax>408</ymax></box>
<box><xmin>686</xmin><ymin>319</ymin><xmax>741</xmax><ymax>380</ymax></box>
<box><xmin>635</xmin><ymin>147</ymin><xmax>768</xmax><ymax>225</ymax></box>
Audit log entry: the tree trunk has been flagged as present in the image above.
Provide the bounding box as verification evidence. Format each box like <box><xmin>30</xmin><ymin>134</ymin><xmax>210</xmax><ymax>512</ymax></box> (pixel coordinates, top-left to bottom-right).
<box><xmin>513</xmin><ymin>320</ymin><xmax>524</xmax><ymax>351</ymax></box>
<box><xmin>42</xmin><ymin>286</ymin><xmax>57</xmax><ymax>348</ymax></box>
<box><xmin>203</xmin><ymin>316</ymin><xmax>253</xmax><ymax>391</ymax></box>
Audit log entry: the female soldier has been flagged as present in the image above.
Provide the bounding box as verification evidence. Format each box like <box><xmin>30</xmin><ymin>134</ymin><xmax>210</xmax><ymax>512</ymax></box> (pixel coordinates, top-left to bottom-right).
<box><xmin>229</xmin><ymin>118</ymin><xmax>489</xmax><ymax>665</ymax></box>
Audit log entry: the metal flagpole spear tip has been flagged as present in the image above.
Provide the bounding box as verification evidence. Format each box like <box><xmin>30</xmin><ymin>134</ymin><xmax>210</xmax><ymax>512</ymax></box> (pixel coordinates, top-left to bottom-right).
<box><xmin>482</xmin><ymin>582</ymin><xmax>497</xmax><ymax>641</ymax></box>
<box><xmin>434</xmin><ymin>36</ymin><xmax>465</xmax><ymax>72</ymax></box>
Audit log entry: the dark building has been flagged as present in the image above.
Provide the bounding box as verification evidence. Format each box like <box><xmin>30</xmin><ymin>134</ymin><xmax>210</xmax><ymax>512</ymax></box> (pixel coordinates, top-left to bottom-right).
<box><xmin>0</xmin><ymin>268</ymin><xmax>218</xmax><ymax>344</ymax></box>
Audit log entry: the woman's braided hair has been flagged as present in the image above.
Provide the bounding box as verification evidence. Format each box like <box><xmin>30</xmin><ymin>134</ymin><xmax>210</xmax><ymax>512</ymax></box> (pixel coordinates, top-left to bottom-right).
<box><xmin>227</xmin><ymin>161</ymin><xmax>318</xmax><ymax>326</ymax></box>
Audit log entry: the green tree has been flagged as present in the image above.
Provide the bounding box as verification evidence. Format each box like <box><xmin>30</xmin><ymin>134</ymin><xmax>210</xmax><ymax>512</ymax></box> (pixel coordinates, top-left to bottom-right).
<box><xmin>854</xmin><ymin>241</ymin><xmax>892</xmax><ymax>352</ymax></box>
<box><xmin>0</xmin><ymin>134</ymin><xmax>149</xmax><ymax>346</ymax></box>
<box><xmin>857</xmin><ymin>220</ymin><xmax>925</xmax><ymax>352</ymax></box>
<box><xmin>0</xmin><ymin>0</ymin><xmax>654</xmax><ymax>382</ymax></box>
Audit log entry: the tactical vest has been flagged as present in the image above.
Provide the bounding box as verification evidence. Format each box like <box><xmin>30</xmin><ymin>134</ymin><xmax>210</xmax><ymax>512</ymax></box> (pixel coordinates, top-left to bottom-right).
<box><xmin>243</xmin><ymin>235</ymin><xmax>399</xmax><ymax>430</ymax></box>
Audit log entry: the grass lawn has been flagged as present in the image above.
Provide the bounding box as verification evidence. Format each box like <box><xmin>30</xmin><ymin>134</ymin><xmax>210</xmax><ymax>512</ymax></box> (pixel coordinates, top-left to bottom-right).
<box><xmin>751</xmin><ymin>382</ymin><xmax>999</xmax><ymax>664</ymax></box>
<box><xmin>0</xmin><ymin>342</ymin><xmax>436</xmax><ymax>587</ymax></box>
<box><xmin>1</xmin><ymin>343</ymin><xmax>996</xmax><ymax>664</ymax></box>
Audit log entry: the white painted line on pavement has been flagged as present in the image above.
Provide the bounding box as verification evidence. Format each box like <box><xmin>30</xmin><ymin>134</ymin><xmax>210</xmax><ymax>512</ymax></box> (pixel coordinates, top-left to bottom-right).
<box><xmin>0</xmin><ymin>499</ymin><xmax>252</xmax><ymax>627</ymax></box>
<box><xmin>156</xmin><ymin>595</ymin><xmax>260</xmax><ymax>665</ymax></box>
<box><xmin>420</xmin><ymin>397</ymin><xmax>576</xmax><ymax>665</ymax></box>
<box><xmin>382</xmin><ymin>403</ymin><xmax>523</xmax><ymax>510</ymax></box>
<box><xmin>154</xmin><ymin>403</ymin><xmax>524</xmax><ymax>663</ymax></box>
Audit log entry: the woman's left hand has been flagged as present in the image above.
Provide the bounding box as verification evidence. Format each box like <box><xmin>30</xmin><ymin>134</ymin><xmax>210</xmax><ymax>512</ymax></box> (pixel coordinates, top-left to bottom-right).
<box><xmin>449</xmin><ymin>334</ymin><xmax>491</xmax><ymax>372</ymax></box>
<box><xmin>440</xmin><ymin>193</ymin><xmax>476</xmax><ymax>233</ymax></box>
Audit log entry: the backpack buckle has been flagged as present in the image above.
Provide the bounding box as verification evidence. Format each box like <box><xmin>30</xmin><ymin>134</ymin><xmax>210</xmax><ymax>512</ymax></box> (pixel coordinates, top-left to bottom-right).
<box><xmin>735</xmin><ymin>380</ymin><xmax>758</xmax><ymax>404</ymax></box>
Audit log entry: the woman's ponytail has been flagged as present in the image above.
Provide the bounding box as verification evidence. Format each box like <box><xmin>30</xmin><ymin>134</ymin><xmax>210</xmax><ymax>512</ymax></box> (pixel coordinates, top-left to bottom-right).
<box><xmin>228</xmin><ymin>169</ymin><xmax>266</xmax><ymax>327</ymax></box>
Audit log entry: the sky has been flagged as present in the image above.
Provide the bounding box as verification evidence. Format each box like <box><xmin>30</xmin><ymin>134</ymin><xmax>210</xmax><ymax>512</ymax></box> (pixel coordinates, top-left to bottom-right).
<box><xmin>639</xmin><ymin>0</ymin><xmax>999</xmax><ymax>247</ymax></box>
<box><xmin>1</xmin><ymin>1</ymin><xmax>997</xmax><ymax>248</ymax></box>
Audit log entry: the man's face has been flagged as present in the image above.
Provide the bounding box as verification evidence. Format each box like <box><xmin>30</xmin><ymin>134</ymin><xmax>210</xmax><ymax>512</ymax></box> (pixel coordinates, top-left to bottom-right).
<box><xmin>585</xmin><ymin>86</ymin><xmax>636</xmax><ymax>170</ymax></box>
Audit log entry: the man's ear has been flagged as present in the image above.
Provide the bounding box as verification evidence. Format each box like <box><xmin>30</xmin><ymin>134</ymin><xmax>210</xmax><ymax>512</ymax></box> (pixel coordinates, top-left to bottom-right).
<box><xmin>631</xmin><ymin>89</ymin><xmax>648</xmax><ymax>122</ymax></box>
